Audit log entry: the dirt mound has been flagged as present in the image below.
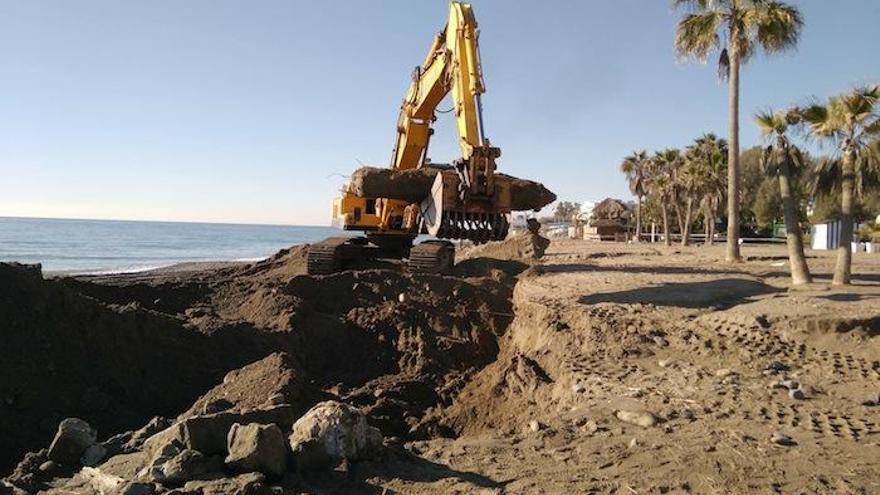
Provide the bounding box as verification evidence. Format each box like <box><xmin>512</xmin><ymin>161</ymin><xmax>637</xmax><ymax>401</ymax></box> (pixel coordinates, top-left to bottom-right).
<box><xmin>0</xmin><ymin>240</ymin><xmax>521</xmax><ymax>476</ymax></box>
<box><xmin>0</xmin><ymin>263</ymin><xmax>259</xmax><ymax>474</ymax></box>
<box><xmin>178</xmin><ymin>352</ymin><xmax>316</xmax><ymax>420</ymax></box>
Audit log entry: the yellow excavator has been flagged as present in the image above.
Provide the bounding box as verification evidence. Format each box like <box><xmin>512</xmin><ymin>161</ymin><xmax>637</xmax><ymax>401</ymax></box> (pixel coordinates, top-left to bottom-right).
<box><xmin>307</xmin><ymin>2</ymin><xmax>515</xmax><ymax>275</ymax></box>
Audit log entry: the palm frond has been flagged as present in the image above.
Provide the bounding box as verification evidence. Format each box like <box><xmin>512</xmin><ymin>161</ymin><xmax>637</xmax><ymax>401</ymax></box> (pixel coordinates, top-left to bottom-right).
<box><xmin>753</xmin><ymin>1</ymin><xmax>803</xmax><ymax>53</ymax></box>
<box><xmin>753</xmin><ymin>109</ymin><xmax>785</xmax><ymax>136</ymax></box>
<box><xmin>672</xmin><ymin>0</ymin><xmax>714</xmax><ymax>11</ymax></box>
<box><xmin>788</xmin><ymin>145</ymin><xmax>806</xmax><ymax>176</ymax></box>
<box><xmin>760</xmin><ymin>144</ymin><xmax>778</xmax><ymax>176</ymax></box>
<box><xmin>717</xmin><ymin>48</ymin><xmax>730</xmax><ymax>79</ymax></box>
<box><xmin>811</xmin><ymin>158</ymin><xmax>841</xmax><ymax>197</ymax></box>
<box><xmin>674</xmin><ymin>11</ymin><xmax>723</xmax><ymax>61</ymax></box>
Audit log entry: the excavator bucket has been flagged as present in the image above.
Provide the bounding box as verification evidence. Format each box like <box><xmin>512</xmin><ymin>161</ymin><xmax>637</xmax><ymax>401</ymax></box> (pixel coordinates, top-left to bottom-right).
<box><xmin>420</xmin><ymin>169</ymin><xmax>511</xmax><ymax>243</ymax></box>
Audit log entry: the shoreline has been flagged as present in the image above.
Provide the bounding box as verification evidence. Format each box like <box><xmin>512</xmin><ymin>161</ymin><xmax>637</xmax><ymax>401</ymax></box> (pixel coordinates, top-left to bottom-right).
<box><xmin>44</xmin><ymin>258</ymin><xmax>265</xmax><ymax>279</ymax></box>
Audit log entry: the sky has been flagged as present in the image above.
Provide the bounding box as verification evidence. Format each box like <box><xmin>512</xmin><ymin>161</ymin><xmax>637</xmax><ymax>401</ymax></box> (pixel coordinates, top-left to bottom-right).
<box><xmin>1</xmin><ymin>1</ymin><xmax>878</xmax><ymax>226</ymax></box>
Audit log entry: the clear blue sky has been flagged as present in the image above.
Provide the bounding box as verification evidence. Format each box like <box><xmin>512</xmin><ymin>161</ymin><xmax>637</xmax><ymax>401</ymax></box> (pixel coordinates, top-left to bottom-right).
<box><xmin>1</xmin><ymin>1</ymin><xmax>877</xmax><ymax>225</ymax></box>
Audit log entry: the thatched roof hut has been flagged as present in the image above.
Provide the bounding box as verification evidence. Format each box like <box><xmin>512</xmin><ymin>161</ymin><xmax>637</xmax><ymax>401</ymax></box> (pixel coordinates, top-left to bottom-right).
<box><xmin>590</xmin><ymin>198</ymin><xmax>631</xmax><ymax>223</ymax></box>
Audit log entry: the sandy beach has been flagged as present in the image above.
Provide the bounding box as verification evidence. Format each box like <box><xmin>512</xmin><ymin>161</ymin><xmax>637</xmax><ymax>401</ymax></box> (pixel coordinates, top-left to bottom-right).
<box><xmin>3</xmin><ymin>238</ymin><xmax>878</xmax><ymax>494</ymax></box>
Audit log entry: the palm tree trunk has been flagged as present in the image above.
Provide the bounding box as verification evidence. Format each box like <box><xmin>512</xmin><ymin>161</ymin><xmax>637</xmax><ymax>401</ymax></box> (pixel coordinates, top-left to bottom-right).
<box><xmin>778</xmin><ymin>161</ymin><xmax>812</xmax><ymax>285</ymax></box>
<box><xmin>703</xmin><ymin>204</ymin><xmax>712</xmax><ymax>246</ymax></box>
<box><xmin>708</xmin><ymin>197</ymin><xmax>717</xmax><ymax>246</ymax></box>
<box><xmin>634</xmin><ymin>195</ymin><xmax>642</xmax><ymax>243</ymax></box>
<box><xmin>833</xmin><ymin>150</ymin><xmax>856</xmax><ymax>285</ymax></box>
<box><xmin>662</xmin><ymin>204</ymin><xmax>671</xmax><ymax>247</ymax></box>
<box><xmin>681</xmin><ymin>197</ymin><xmax>693</xmax><ymax>246</ymax></box>
<box><xmin>673</xmin><ymin>193</ymin><xmax>685</xmax><ymax>237</ymax></box>
<box><xmin>726</xmin><ymin>40</ymin><xmax>742</xmax><ymax>263</ymax></box>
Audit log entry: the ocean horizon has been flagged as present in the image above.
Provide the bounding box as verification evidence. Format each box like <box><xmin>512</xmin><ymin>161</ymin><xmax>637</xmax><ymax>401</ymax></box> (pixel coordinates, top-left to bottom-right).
<box><xmin>0</xmin><ymin>216</ymin><xmax>342</xmax><ymax>274</ymax></box>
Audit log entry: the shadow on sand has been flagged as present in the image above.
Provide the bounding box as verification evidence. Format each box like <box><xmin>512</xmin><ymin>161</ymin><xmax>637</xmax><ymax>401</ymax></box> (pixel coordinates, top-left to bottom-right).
<box><xmin>295</xmin><ymin>449</ymin><xmax>503</xmax><ymax>494</ymax></box>
<box><xmin>578</xmin><ymin>278</ymin><xmax>782</xmax><ymax>309</ymax></box>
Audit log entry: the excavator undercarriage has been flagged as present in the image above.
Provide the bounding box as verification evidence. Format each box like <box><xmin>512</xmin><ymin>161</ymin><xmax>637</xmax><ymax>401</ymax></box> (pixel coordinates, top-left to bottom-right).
<box><xmin>306</xmin><ymin>236</ymin><xmax>455</xmax><ymax>275</ymax></box>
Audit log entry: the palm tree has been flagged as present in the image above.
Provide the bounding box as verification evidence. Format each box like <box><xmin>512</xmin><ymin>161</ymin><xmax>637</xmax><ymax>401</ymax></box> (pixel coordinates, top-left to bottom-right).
<box><xmin>682</xmin><ymin>134</ymin><xmax>728</xmax><ymax>246</ymax></box>
<box><xmin>795</xmin><ymin>86</ymin><xmax>880</xmax><ymax>285</ymax></box>
<box><xmin>649</xmin><ymin>149</ymin><xmax>683</xmax><ymax>246</ymax></box>
<box><xmin>678</xmin><ymin>150</ymin><xmax>703</xmax><ymax>246</ymax></box>
<box><xmin>754</xmin><ymin>109</ymin><xmax>812</xmax><ymax>285</ymax></box>
<box><xmin>674</xmin><ymin>0</ymin><xmax>803</xmax><ymax>263</ymax></box>
<box><xmin>620</xmin><ymin>150</ymin><xmax>651</xmax><ymax>242</ymax></box>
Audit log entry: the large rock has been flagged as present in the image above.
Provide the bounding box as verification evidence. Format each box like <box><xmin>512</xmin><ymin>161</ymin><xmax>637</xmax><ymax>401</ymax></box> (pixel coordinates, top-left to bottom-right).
<box><xmin>183</xmin><ymin>405</ymin><xmax>293</xmax><ymax>456</ymax></box>
<box><xmin>142</xmin><ymin>405</ymin><xmax>293</xmax><ymax>458</ymax></box>
<box><xmin>179</xmin><ymin>472</ymin><xmax>272</xmax><ymax>495</ymax></box>
<box><xmin>288</xmin><ymin>401</ymin><xmax>383</xmax><ymax>470</ymax></box>
<box><xmin>225</xmin><ymin>423</ymin><xmax>286</xmax><ymax>480</ymax></box>
<box><xmin>158</xmin><ymin>449</ymin><xmax>213</xmax><ymax>485</ymax></box>
<box><xmin>47</xmin><ymin>418</ymin><xmax>98</xmax><ymax>465</ymax></box>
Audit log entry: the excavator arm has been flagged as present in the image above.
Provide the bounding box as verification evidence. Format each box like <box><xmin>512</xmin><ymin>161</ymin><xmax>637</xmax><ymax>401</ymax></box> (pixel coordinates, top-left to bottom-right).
<box><xmin>391</xmin><ymin>1</ymin><xmax>487</xmax><ymax>171</ymax></box>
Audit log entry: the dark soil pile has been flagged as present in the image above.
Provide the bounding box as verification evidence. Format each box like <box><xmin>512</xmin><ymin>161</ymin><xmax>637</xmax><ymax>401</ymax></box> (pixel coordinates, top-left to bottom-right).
<box><xmin>0</xmin><ymin>241</ymin><xmax>522</xmax><ymax>475</ymax></box>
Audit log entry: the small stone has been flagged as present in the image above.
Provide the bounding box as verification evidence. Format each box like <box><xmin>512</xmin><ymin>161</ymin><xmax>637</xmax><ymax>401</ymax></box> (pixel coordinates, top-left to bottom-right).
<box><xmin>765</xmin><ymin>361</ymin><xmax>789</xmax><ymax>372</ymax></box>
<box><xmin>715</xmin><ymin>368</ymin><xmax>735</xmax><ymax>378</ymax></box>
<box><xmin>780</xmin><ymin>379</ymin><xmax>799</xmax><ymax>390</ymax></box>
<box><xmin>658</xmin><ymin>359</ymin><xmax>673</xmax><ymax>368</ymax></box>
<box><xmin>265</xmin><ymin>393</ymin><xmax>286</xmax><ymax>406</ymax></box>
<box><xmin>397</xmin><ymin>293</ymin><xmax>406</xmax><ymax>303</ymax></box>
<box><xmin>771</xmin><ymin>432</ymin><xmax>797</xmax><ymax>446</ymax></box>
<box><xmin>202</xmin><ymin>398</ymin><xmax>233</xmax><ymax>414</ymax></box>
<box><xmin>571</xmin><ymin>382</ymin><xmax>586</xmax><ymax>394</ymax></box>
<box><xmin>615</xmin><ymin>410</ymin><xmax>656</xmax><ymax>428</ymax></box>
<box><xmin>861</xmin><ymin>392</ymin><xmax>879</xmax><ymax>407</ymax></box>
<box><xmin>653</xmin><ymin>336</ymin><xmax>669</xmax><ymax>347</ymax></box>
<box><xmin>629</xmin><ymin>438</ymin><xmax>639</xmax><ymax>448</ymax></box>
<box><xmin>528</xmin><ymin>420</ymin><xmax>543</xmax><ymax>432</ymax></box>
<box><xmin>80</xmin><ymin>443</ymin><xmax>107</xmax><ymax>467</ymax></box>
<box><xmin>582</xmin><ymin>420</ymin><xmax>599</xmax><ymax>434</ymax></box>
<box><xmin>789</xmin><ymin>388</ymin><xmax>806</xmax><ymax>400</ymax></box>
<box><xmin>38</xmin><ymin>460</ymin><xmax>58</xmax><ymax>473</ymax></box>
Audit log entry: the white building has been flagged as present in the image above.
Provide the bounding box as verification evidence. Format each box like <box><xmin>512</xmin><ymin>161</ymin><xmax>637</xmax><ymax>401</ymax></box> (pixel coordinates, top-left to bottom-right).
<box><xmin>811</xmin><ymin>219</ymin><xmax>841</xmax><ymax>250</ymax></box>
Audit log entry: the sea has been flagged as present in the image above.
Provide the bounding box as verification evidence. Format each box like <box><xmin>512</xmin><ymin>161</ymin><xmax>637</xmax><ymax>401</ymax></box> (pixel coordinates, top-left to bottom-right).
<box><xmin>0</xmin><ymin>216</ymin><xmax>343</xmax><ymax>274</ymax></box>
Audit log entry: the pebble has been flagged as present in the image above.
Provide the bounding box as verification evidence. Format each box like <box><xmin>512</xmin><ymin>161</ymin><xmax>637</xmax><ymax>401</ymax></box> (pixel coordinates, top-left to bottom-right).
<box><xmin>765</xmin><ymin>361</ymin><xmax>789</xmax><ymax>372</ymax></box>
<box><xmin>771</xmin><ymin>431</ymin><xmax>797</xmax><ymax>446</ymax></box>
<box><xmin>789</xmin><ymin>388</ymin><xmax>806</xmax><ymax>400</ymax></box>
<box><xmin>582</xmin><ymin>420</ymin><xmax>599</xmax><ymax>434</ymax></box>
<box><xmin>780</xmin><ymin>379</ymin><xmax>799</xmax><ymax>390</ymax></box>
<box><xmin>571</xmin><ymin>382</ymin><xmax>586</xmax><ymax>394</ymax></box>
<box><xmin>397</xmin><ymin>293</ymin><xmax>407</xmax><ymax>303</ymax></box>
<box><xmin>265</xmin><ymin>393</ymin><xmax>286</xmax><ymax>406</ymax></box>
<box><xmin>861</xmin><ymin>393</ymin><xmax>879</xmax><ymax>407</ymax></box>
<box><xmin>615</xmin><ymin>409</ymin><xmax>657</xmax><ymax>428</ymax></box>
<box><xmin>528</xmin><ymin>420</ymin><xmax>543</xmax><ymax>432</ymax></box>
<box><xmin>629</xmin><ymin>438</ymin><xmax>639</xmax><ymax>449</ymax></box>
<box><xmin>658</xmin><ymin>359</ymin><xmax>673</xmax><ymax>368</ymax></box>
<box><xmin>653</xmin><ymin>336</ymin><xmax>669</xmax><ymax>347</ymax></box>
<box><xmin>715</xmin><ymin>368</ymin><xmax>735</xmax><ymax>378</ymax></box>
<box><xmin>38</xmin><ymin>460</ymin><xmax>57</xmax><ymax>473</ymax></box>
